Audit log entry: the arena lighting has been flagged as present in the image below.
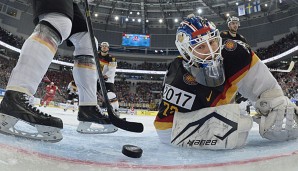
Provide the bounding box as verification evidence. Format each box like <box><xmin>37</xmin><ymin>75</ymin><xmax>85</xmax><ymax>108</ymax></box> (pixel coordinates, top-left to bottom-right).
<box><xmin>0</xmin><ymin>40</ymin><xmax>297</xmax><ymax>75</ymax></box>
<box><xmin>197</xmin><ymin>9</ymin><xmax>202</xmax><ymax>14</ymax></box>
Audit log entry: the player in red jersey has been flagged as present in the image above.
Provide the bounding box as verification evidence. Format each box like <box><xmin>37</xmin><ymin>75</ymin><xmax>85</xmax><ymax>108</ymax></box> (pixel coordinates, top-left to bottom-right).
<box><xmin>39</xmin><ymin>82</ymin><xmax>61</xmax><ymax>107</ymax></box>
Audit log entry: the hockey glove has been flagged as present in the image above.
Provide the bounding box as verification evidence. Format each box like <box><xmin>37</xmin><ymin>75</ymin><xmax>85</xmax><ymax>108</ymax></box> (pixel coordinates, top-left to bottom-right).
<box><xmin>254</xmin><ymin>89</ymin><xmax>298</xmax><ymax>141</ymax></box>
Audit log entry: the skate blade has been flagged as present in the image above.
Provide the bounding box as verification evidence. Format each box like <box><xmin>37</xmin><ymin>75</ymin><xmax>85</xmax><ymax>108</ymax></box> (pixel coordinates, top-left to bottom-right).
<box><xmin>0</xmin><ymin>113</ymin><xmax>63</xmax><ymax>143</ymax></box>
<box><xmin>76</xmin><ymin>121</ymin><xmax>118</xmax><ymax>134</ymax></box>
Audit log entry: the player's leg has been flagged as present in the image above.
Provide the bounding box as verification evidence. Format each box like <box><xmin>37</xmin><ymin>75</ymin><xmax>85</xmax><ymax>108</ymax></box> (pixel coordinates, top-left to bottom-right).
<box><xmin>0</xmin><ymin>0</ymin><xmax>73</xmax><ymax>142</ymax></box>
<box><xmin>44</xmin><ymin>95</ymin><xmax>49</xmax><ymax>107</ymax></box>
<box><xmin>106</xmin><ymin>83</ymin><xmax>120</xmax><ymax>117</ymax></box>
<box><xmin>68</xmin><ymin>3</ymin><xmax>116</xmax><ymax>134</ymax></box>
<box><xmin>39</xmin><ymin>97</ymin><xmax>45</xmax><ymax>107</ymax></box>
<box><xmin>72</xmin><ymin>97</ymin><xmax>78</xmax><ymax>112</ymax></box>
<box><xmin>72</xmin><ymin>95</ymin><xmax>79</xmax><ymax>112</ymax></box>
<box><xmin>45</xmin><ymin>96</ymin><xmax>53</xmax><ymax>107</ymax></box>
<box><xmin>64</xmin><ymin>94</ymin><xmax>73</xmax><ymax>111</ymax></box>
<box><xmin>64</xmin><ymin>101</ymin><xmax>70</xmax><ymax>111</ymax></box>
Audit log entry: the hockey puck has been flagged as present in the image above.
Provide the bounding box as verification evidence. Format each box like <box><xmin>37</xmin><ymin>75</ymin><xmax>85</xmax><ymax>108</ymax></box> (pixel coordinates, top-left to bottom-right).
<box><xmin>122</xmin><ymin>144</ymin><xmax>143</xmax><ymax>158</ymax></box>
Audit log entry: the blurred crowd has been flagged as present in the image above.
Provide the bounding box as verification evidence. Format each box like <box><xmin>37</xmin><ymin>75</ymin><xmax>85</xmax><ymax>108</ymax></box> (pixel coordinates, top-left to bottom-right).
<box><xmin>272</xmin><ymin>68</ymin><xmax>298</xmax><ymax>101</ymax></box>
<box><xmin>1</xmin><ymin>26</ymin><xmax>297</xmax><ymax>109</ymax></box>
<box><xmin>0</xmin><ymin>27</ymin><xmax>25</xmax><ymax>49</ymax></box>
<box><xmin>256</xmin><ymin>32</ymin><xmax>298</xmax><ymax>60</ymax></box>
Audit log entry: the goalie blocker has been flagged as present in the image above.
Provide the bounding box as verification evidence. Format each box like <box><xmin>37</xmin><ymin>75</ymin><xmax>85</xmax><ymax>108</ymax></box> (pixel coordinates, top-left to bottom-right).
<box><xmin>171</xmin><ymin>104</ymin><xmax>253</xmax><ymax>150</ymax></box>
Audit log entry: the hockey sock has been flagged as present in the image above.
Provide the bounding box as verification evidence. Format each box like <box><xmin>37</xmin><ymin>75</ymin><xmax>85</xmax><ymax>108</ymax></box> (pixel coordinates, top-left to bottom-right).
<box><xmin>6</xmin><ymin>24</ymin><xmax>59</xmax><ymax>95</ymax></box>
<box><xmin>72</xmin><ymin>55</ymin><xmax>98</xmax><ymax>106</ymax></box>
<box><xmin>7</xmin><ymin>13</ymin><xmax>71</xmax><ymax>96</ymax></box>
<box><xmin>69</xmin><ymin>32</ymin><xmax>98</xmax><ymax>106</ymax></box>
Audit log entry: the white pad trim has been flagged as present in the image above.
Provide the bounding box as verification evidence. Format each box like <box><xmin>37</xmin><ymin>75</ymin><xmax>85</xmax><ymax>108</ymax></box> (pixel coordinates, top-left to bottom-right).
<box><xmin>69</xmin><ymin>32</ymin><xmax>98</xmax><ymax>56</ymax></box>
<box><xmin>39</xmin><ymin>12</ymin><xmax>72</xmax><ymax>42</ymax></box>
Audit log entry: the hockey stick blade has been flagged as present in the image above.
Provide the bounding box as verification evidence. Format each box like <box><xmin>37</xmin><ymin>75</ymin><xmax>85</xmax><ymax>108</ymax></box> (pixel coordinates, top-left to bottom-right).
<box><xmin>83</xmin><ymin>0</ymin><xmax>144</xmax><ymax>133</ymax></box>
<box><xmin>269</xmin><ymin>61</ymin><xmax>295</xmax><ymax>73</ymax></box>
<box><xmin>107</xmin><ymin>107</ymin><xmax>143</xmax><ymax>133</ymax></box>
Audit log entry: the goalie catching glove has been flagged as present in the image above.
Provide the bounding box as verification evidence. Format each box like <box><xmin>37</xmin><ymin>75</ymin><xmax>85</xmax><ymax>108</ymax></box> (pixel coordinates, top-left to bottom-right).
<box><xmin>254</xmin><ymin>89</ymin><xmax>298</xmax><ymax>141</ymax></box>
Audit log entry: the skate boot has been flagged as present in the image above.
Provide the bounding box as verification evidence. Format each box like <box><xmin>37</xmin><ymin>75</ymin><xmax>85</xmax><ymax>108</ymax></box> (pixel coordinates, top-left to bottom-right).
<box><xmin>77</xmin><ymin>106</ymin><xmax>117</xmax><ymax>134</ymax></box>
<box><xmin>0</xmin><ymin>90</ymin><xmax>63</xmax><ymax>142</ymax></box>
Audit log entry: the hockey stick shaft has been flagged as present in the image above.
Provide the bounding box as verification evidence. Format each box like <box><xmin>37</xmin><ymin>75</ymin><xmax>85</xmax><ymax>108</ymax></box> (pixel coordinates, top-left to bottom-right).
<box><xmin>82</xmin><ymin>0</ymin><xmax>143</xmax><ymax>133</ymax></box>
<box><xmin>269</xmin><ymin>61</ymin><xmax>295</xmax><ymax>72</ymax></box>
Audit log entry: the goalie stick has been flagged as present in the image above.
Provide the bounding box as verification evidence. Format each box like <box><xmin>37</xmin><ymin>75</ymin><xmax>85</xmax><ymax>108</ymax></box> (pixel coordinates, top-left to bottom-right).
<box><xmin>269</xmin><ymin>61</ymin><xmax>295</xmax><ymax>73</ymax></box>
<box><xmin>82</xmin><ymin>0</ymin><xmax>144</xmax><ymax>133</ymax></box>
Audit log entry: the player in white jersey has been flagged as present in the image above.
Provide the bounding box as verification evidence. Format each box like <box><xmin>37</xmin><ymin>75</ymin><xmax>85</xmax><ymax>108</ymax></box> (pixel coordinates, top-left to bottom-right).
<box><xmin>64</xmin><ymin>80</ymin><xmax>78</xmax><ymax>112</ymax></box>
<box><xmin>97</xmin><ymin>42</ymin><xmax>120</xmax><ymax>116</ymax></box>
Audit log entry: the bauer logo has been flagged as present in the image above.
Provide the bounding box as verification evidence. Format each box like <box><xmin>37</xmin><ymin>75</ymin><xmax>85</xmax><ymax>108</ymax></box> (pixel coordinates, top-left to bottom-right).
<box><xmin>187</xmin><ymin>140</ymin><xmax>218</xmax><ymax>146</ymax></box>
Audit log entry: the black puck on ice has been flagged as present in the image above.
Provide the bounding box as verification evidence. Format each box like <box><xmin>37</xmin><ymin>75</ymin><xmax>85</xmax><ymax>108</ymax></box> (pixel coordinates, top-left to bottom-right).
<box><xmin>122</xmin><ymin>144</ymin><xmax>143</xmax><ymax>158</ymax></box>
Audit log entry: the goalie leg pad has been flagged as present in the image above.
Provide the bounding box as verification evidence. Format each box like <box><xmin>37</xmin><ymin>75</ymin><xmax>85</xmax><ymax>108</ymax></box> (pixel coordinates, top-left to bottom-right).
<box><xmin>171</xmin><ymin>104</ymin><xmax>253</xmax><ymax>150</ymax></box>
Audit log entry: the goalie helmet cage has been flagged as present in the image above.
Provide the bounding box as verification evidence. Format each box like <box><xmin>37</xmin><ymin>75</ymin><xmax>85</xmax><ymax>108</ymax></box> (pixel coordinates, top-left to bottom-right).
<box><xmin>82</xmin><ymin>0</ymin><xmax>143</xmax><ymax>133</ymax></box>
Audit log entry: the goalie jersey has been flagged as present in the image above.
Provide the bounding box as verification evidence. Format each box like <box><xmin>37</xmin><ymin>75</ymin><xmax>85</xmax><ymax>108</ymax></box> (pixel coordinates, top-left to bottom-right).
<box><xmin>98</xmin><ymin>52</ymin><xmax>117</xmax><ymax>84</ymax></box>
<box><xmin>154</xmin><ymin>39</ymin><xmax>281</xmax><ymax>136</ymax></box>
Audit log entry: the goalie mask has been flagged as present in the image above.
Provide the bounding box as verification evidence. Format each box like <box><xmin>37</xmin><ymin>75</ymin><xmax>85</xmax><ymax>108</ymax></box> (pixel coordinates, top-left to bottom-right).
<box><xmin>175</xmin><ymin>14</ymin><xmax>225</xmax><ymax>87</ymax></box>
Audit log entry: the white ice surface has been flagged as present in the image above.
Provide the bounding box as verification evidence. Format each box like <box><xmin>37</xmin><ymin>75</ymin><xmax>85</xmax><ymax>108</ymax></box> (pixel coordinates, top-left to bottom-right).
<box><xmin>0</xmin><ymin>107</ymin><xmax>298</xmax><ymax>171</ymax></box>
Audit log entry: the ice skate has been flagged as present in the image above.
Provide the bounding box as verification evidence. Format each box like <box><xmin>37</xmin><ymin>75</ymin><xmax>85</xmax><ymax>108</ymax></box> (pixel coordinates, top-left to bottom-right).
<box><xmin>0</xmin><ymin>90</ymin><xmax>63</xmax><ymax>142</ymax></box>
<box><xmin>77</xmin><ymin>106</ymin><xmax>117</xmax><ymax>134</ymax></box>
